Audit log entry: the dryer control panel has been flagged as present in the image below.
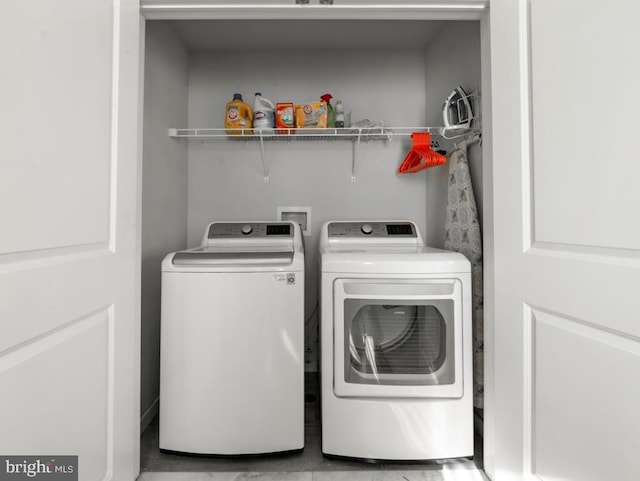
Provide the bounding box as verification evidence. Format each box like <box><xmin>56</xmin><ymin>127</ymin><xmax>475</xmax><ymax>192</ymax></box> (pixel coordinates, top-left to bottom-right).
<box><xmin>327</xmin><ymin>222</ymin><xmax>417</xmax><ymax>238</ymax></box>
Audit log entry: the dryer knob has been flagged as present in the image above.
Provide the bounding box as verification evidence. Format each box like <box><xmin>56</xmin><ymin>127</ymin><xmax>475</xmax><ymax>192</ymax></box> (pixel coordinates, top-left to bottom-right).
<box><xmin>361</xmin><ymin>223</ymin><xmax>373</xmax><ymax>235</ymax></box>
<box><xmin>241</xmin><ymin>224</ymin><xmax>253</xmax><ymax>235</ymax></box>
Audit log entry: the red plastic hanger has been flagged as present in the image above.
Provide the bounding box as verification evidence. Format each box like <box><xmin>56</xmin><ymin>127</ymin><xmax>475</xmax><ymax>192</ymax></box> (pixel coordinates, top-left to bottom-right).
<box><xmin>397</xmin><ymin>132</ymin><xmax>446</xmax><ymax>174</ymax></box>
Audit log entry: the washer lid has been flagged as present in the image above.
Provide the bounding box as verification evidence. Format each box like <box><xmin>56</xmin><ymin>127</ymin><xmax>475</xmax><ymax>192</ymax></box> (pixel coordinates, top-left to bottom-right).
<box><xmin>171</xmin><ymin>246</ymin><xmax>294</xmax><ymax>266</ymax></box>
<box><xmin>162</xmin><ymin>220</ymin><xmax>304</xmax><ymax>272</ymax></box>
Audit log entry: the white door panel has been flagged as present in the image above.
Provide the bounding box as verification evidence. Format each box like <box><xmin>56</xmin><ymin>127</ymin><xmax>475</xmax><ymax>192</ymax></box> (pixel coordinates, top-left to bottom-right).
<box><xmin>1</xmin><ymin>1</ymin><xmax>113</xmax><ymax>254</ymax></box>
<box><xmin>0</xmin><ymin>312</ymin><xmax>110</xmax><ymax>480</ymax></box>
<box><xmin>0</xmin><ymin>1</ymin><xmax>141</xmax><ymax>480</ymax></box>
<box><xmin>489</xmin><ymin>0</ymin><xmax>640</xmax><ymax>480</ymax></box>
<box><xmin>530</xmin><ymin>3</ymin><xmax>640</xmax><ymax>251</ymax></box>
<box><xmin>533</xmin><ymin>310</ymin><xmax>640</xmax><ymax>481</ymax></box>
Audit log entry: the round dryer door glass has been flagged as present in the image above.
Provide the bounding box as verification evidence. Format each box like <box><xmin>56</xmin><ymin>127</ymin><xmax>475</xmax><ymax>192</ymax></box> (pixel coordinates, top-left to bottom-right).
<box><xmin>344</xmin><ymin>299</ymin><xmax>455</xmax><ymax>386</ymax></box>
<box><xmin>350</xmin><ymin>305</ymin><xmax>415</xmax><ymax>352</ymax></box>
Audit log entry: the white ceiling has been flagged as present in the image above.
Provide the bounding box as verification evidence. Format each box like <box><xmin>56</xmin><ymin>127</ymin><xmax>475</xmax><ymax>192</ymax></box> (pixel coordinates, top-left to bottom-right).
<box><xmin>164</xmin><ymin>19</ymin><xmax>448</xmax><ymax>51</ymax></box>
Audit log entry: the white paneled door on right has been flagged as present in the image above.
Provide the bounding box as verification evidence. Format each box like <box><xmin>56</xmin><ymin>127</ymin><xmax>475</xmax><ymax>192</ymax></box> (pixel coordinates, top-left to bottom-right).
<box><xmin>489</xmin><ymin>1</ymin><xmax>640</xmax><ymax>480</ymax></box>
<box><xmin>0</xmin><ymin>1</ymin><xmax>141</xmax><ymax>480</ymax></box>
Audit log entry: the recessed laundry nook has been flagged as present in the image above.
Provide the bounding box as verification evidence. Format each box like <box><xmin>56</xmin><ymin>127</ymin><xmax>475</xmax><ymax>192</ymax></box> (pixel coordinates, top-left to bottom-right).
<box><xmin>139</xmin><ymin>4</ymin><xmax>487</xmax><ymax>479</ymax></box>
<box><xmin>4</xmin><ymin>1</ymin><xmax>638</xmax><ymax>480</ymax></box>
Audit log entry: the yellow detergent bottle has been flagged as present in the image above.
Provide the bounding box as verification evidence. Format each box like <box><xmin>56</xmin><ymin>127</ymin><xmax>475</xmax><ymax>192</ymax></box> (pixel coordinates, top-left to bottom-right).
<box><xmin>225</xmin><ymin>93</ymin><xmax>253</xmax><ymax>135</ymax></box>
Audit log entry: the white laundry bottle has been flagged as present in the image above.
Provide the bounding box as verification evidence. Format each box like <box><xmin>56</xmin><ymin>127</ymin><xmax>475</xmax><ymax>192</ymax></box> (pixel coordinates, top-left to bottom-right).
<box><xmin>252</xmin><ymin>93</ymin><xmax>275</xmax><ymax>135</ymax></box>
<box><xmin>335</xmin><ymin>100</ymin><xmax>345</xmax><ymax>128</ymax></box>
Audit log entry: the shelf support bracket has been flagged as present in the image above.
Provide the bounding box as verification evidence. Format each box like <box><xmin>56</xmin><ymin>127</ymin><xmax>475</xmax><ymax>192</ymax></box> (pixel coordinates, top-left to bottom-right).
<box><xmin>351</xmin><ymin>130</ymin><xmax>362</xmax><ymax>182</ymax></box>
<box><xmin>258</xmin><ymin>132</ymin><xmax>269</xmax><ymax>182</ymax></box>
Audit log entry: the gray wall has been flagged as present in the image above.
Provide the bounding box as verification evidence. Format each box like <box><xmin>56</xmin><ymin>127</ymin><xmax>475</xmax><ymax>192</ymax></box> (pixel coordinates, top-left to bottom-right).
<box><xmin>186</xmin><ymin>48</ymin><xmax>432</xmax><ymax>370</ymax></box>
<box><xmin>141</xmin><ymin>21</ymin><xmax>189</xmax><ymax>426</ymax></box>
<box><xmin>186</xmin><ymin>48</ymin><xmax>433</xmax><ymax>246</ymax></box>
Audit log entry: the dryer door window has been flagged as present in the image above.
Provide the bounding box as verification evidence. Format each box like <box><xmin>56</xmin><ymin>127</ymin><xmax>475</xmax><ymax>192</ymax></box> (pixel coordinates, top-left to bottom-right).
<box><xmin>346</xmin><ymin>300</ymin><xmax>452</xmax><ymax>383</ymax></box>
<box><xmin>334</xmin><ymin>279</ymin><xmax>464</xmax><ymax>398</ymax></box>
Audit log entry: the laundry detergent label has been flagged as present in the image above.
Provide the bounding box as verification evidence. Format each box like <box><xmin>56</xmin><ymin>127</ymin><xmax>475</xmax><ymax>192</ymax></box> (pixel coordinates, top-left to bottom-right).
<box><xmin>273</xmin><ymin>273</ymin><xmax>296</xmax><ymax>284</ymax></box>
<box><xmin>295</xmin><ymin>101</ymin><xmax>327</xmax><ymax>128</ymax></box>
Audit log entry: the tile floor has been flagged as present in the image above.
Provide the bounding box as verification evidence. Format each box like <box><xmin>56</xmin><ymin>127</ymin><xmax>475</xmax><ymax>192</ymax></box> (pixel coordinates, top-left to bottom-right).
<box><xmin>138</xmin><ymin>471</ymin><xmax>489</xmax><ymax>481</ymax></box>
<box><xmin>139</xmin><ymin>375</ymin><xmax>488</xmax><ymax>481</ymax></box>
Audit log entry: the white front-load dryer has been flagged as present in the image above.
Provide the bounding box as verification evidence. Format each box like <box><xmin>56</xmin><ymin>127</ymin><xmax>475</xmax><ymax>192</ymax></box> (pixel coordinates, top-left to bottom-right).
<box><xmin>160</xmin><ymin>221</ymin><xmax>304</xmax><ymax>455</ymax></box>
<box><xmin>319</xmin><ymin>221</ymin><xmax>473</xmax><ymax>461</ymax></box>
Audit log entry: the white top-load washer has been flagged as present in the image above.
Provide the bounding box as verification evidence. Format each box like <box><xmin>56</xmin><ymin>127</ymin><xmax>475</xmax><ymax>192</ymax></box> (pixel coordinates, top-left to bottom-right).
<box><xmin>160</xmin><ymin>221</ymin><xmax>304</xmax><ymax>455</ymax></box>
<box><xmin>320</xmin><ymin>221</ymin><xmax>473</xmax><ymax>461</ymax></box>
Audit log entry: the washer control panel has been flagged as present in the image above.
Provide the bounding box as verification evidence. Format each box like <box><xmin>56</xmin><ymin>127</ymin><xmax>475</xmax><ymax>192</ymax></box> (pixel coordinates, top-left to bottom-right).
<box><xmin>208</xmin><ymin>222</ymin><xmax>293</xmax><ymax>238</ymax></box>
<box><xmin>327</xmin><ymin>222</ymin><xmax>416</xmax><ymax>238</ymax></box>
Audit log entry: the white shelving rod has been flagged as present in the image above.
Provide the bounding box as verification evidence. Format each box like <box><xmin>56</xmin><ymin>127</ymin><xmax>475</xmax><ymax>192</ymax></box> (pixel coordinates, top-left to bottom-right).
<box><xmin>351</xmin><ymin>131</ymin><xmax>362</xmax><ymax>182</ymax></box>
<box><xmin>257</xmin><ymin>131</ymin><xmax>269</xmax><ymax>182</ymax></box>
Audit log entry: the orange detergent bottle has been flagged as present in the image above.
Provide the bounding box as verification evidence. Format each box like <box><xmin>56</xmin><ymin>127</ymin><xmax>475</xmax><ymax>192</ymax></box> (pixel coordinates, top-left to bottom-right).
<box><xmin>225</xmin><ymin>93</ymin><xmax>253</xmax><ymax>135</ymax></box>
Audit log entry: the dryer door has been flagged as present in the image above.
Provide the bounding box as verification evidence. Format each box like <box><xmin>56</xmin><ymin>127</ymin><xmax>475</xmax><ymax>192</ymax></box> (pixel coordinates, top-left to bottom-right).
<box><xmin>333</xmin><ymin>278</ymin><xmax>464</xmax><ymax>398</ymax></box>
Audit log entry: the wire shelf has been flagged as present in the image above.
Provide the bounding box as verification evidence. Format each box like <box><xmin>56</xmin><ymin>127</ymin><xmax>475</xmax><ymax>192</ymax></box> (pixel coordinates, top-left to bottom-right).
<box><xmin>167</xmin><ymin>126</ymin><xmax>478</xmax><ymax>182</ymax></box>
<box><xmin>168</xmin><ymin>126</ymin><xmax>450</xmax><ymax>142</ymax></box>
